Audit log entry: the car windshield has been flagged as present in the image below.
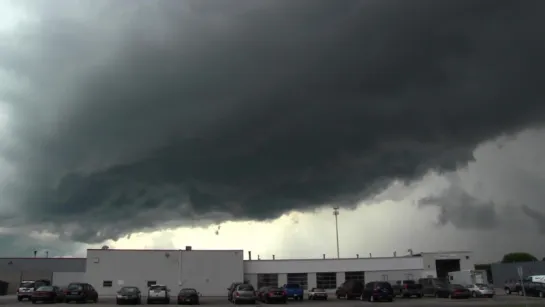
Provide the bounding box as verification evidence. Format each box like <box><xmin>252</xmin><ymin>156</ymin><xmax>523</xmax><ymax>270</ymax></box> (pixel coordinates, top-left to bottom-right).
<box><xmin>476</xmin><ymin>284</ymin><xmax>487</xmax><ymax>287</ymax></box>
<box><xmin>451</xmin><ymin>284</ymin><xmax>465</xmax><ymax>289</ymax></box>
<box><xmin>121</xmin><ymin>287</ymin><xmax>138</xmax><ymax>293</ymax></box>
<box><xmin>180</xmin><ymin>289</ymin><xmax>196</xmax><ymax>294</ymax></box>
<box><xmin>238</xmin><ymin>285</ymin><xmax>254</xmax><ymax>291</ymax></box>
<box><xmin>314</xmin><ymin>288</ymin><xmax>325</xmax><ymax>292</ymax></box>
<box><xmin>20</xmin><ymin>282</ymin><xmax>34</xmax><ymax>288</ymax></box>
<box><xmin>150</xmin><ymin>286</ymin><xmax>167</xmax><ymax>291</ymax></box>
<box><xmin>37</xmin><ymin>286</ymin><xmax>53</xmax><ymax>291</ymax></box>
<box><xmin>68</xmin><ymin>284</ymin><xmax>83</xmax><ymax>290</ymax></box>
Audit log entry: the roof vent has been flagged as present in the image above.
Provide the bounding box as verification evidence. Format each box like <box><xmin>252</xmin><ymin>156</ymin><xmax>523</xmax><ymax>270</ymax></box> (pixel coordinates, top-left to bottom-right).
<box><xmin>185</xmin><ymin>246</ymin><xmax>192</xmax><ymax>251</ymax></box>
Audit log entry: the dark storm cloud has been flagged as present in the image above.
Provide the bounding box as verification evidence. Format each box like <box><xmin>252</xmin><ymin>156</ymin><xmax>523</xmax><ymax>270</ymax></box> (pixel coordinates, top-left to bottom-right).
<box><xmin>1</xmin><ymin>0</ymin><xmax>545</xmax><ymax>243</ymax></box>
<box><xmin>521</xmin><ymin>205</ymin><xmax>545</xmax><ymax>234</ymax></box>
<box><xmin>417</xmin><ymin>179</ymin><xmax>499</xmax><ymax>229</ymax></box>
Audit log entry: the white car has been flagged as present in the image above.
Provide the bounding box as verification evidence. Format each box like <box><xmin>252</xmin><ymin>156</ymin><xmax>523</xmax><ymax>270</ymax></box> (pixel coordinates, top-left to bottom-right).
<box><xmin>466</xmin><ymin>284</ymin><xmax>495</xmax><ymax>298</ymax></box>
<box><xmin>308</xmin><ymin>288</ymin><xmax>328</xmax><ymax>300</ymax></box>
<box><xmin>147</xmin><ymin>285</ymin><xmax>171</xmax><ymax>304</ymax></box>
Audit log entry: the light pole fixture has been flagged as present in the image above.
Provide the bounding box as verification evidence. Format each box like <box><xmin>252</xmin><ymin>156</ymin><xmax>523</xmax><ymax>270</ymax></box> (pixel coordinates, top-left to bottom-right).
<box><xmin>333</xmin><ymin>207</ymin><xmax>340</xmax><ymax>258</ymax></box>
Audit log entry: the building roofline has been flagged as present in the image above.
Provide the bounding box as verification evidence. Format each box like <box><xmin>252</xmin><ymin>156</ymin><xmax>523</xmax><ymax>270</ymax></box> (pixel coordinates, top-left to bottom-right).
<box><xmin>417</xmin><ymin>251</ymin><xmax>472</xmax><ymax>254</ymax></box>
<box><xmin>87</xmin><ymin>248</ymin><xmax>243</xmax><ymax>252</ymax></box>
<box><xmin>0</xmin><ymin>257</ymin><xmax>86</xmax><ymax>260</ymax></box>
<box><xmin>245</xmin><ymin>256</ymin><xmax>423</xmax><ymax>262</ymax></box>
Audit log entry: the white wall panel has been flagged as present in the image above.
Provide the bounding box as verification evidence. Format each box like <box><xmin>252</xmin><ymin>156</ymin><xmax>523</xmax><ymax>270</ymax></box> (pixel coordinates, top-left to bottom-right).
<box><xmin>307</xmin><ymin>273</ymin><xmax>317</xmax><ymax>290</ymax></box>
<box><xmin>278</xmin><ymin>274</ymin><xmax>287</xmax><ymax>287</ymax></box>
<box><xmin>85</xmin><ymin>249</ymin><xmax>243</xmax><ymax>297</ymax></box>
<box><xmin>52</xmin><ymin>272</ymin><xmax>85</xmax><ymax>286</ymax></box>
<box><xmin>86</xmin><ymin>249</ymin><xmax>180</xmax><ymax>296</ymax></box>
<box><xmin>244</xmin><ymin>257</ymin><xmax>423</xmax><ymax>274</ymax></box>
<box><xmin>180</xmin><ymin>250</ymin><xmax>243</xmax><ymax>296</ymax></box>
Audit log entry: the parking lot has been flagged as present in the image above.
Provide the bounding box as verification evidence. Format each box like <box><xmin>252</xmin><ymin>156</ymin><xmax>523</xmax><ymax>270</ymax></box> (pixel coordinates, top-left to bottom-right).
<box><xmin>0</xmin><ymin>295</ymin><xmax>543</xmax><ymax>307</ymax></box>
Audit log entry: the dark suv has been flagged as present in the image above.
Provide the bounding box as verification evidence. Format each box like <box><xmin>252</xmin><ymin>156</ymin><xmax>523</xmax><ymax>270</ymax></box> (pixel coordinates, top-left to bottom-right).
<box><xmin>362</xmin><ymin>282</ymin><xmax>394</xmax><ymax>302</ymax></box>
<box><xmin>65</xmin><ymin>283</ymin><xmax>98</xmax><ymax>303</ymax></box>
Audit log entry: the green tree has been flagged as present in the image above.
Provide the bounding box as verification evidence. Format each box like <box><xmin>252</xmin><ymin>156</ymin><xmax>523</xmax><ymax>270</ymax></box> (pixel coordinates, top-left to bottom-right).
<box><xmin>501</xmin><ymin>252</ymin><xmax>538</xmax><ymax>263</ymax></box>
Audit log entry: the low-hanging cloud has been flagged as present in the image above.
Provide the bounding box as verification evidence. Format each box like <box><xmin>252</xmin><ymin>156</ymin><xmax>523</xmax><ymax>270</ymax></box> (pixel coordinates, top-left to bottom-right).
<box><xmin>1</xmin><ymin>0</ymin><xmax>545</xmax><ymax>243</ymax></box>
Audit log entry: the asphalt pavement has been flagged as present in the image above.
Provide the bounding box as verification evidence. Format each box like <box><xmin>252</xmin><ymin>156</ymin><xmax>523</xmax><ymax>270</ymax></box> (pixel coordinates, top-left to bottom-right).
<box><xmin>0</xmin><ymin>294</ymin><xmax>543</xmax><ymax>307</ymax></box>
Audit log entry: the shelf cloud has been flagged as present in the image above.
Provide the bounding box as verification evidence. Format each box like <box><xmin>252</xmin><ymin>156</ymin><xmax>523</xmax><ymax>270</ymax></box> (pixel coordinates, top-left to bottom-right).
<box><xmin>1</xmin><ymin>0</ymin><xmax>545</xmax><ymax>243</ymax></box>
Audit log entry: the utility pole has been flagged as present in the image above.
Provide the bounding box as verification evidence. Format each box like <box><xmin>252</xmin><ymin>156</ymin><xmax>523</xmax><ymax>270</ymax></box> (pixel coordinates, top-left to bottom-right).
<box><xmin>333</xmin><ymin>207</ymin><xmax>340</xmax><ymax>258</ymax></box>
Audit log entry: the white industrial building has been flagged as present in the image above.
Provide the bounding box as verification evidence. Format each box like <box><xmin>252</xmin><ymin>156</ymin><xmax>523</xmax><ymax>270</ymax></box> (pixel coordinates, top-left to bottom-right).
<box><xmin>83</xmin><ymin>247</ymin><xmax>475</xmax><ymax>296</ymax></box>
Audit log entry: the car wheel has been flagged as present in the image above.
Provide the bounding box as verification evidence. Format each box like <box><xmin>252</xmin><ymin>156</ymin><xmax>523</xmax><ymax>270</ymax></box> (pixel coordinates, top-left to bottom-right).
<box><xmin>448</xmin><ymin>294</ymin><xmax>452</xmax><ymax>299</ymax></box>
<box><xmin>539</xmin><ymin>292</ymin><xmax>544</xmax><ymax>298</ymax></box>
<box><xmin>359</xmin><ymin>294</ymin><xmax>364</xmax><ymax>301</ymax></box>
<box><xmin>472</xmin><ymin>291</ymin><xmax>477</xmax><ymax>298</ymax></box>
<box><xmin>369</xmin><ymin>295</ymin><xmax>374</xmax><ymax>302</ymax></box>
<box><xmin>31</xmin><ymin>300</ymin><xmax>36</xmax><ymax>304</ymax></box>
<box><xmin>505</xmin><ymin>288</ymin><xmax>511</xmax><ymax>295</ymax></box>
<box><xmin>17</xmin><ymin>297</ymin><xmax>22</xmax><ymax>302</ymax></box>
<box><xmin>435</xmin><ymin>292</ymin><xmax>440</xmax><ymax>298</ymax></box>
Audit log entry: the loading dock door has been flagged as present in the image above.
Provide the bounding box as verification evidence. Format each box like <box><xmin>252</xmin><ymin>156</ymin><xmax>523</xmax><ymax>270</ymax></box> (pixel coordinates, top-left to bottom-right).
<box><xmin>435</xmin><ymin>259</ymin><xmax>460</xmax><ymax>279</ymax></box>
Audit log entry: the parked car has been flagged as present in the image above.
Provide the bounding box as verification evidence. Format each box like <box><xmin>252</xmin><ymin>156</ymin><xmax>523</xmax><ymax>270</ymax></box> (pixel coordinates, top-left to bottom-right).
<box><xmin>466</xmin><ymin>284</ymin><xmax>495</xmax><ymax>298</ymax></box>
<box><xmin>227</xmin><ymin>282</ymin><xmax>243</xmax><ymax>301</ymax></box>
<box><xmin>17</xmin><ymin>280</ymin><xmax>52</xmax><ymax>301</ymax></box>
<box><xmin>391</xmin><ymin>280</ymin><xmax>423</xmax><ymax>298</ymax></box>
<box><xmin>418</xmin><ymin>278</ymin><xmax>448</xmax><ymax>297</ymax></box>
<box><xmin>116</xmin><ymin>286</ymin><xmax>142</xmax><ymax>305</ymax></box>
<box><xmin>308</xmin><ymin>288</ymin><xmax>327</xmax><ymax>300</ymax></box>
<box><xmin>231</xmin><ymin>284</ymin><xmax>256</xmax><ymax>304</ymax></box>
<box><xmin>177</xmin><ymin>288</ymin><xmax>200</xmax><ymax>305</ymax></box>
<box><xmin>504</xmin><ymin>279</ymin><xmax>522</xmax><ymax>295</ymax></box>
<box><xmin>65</xmin><ymin>282</ymin><xmax>99</xmax><ymax>303</ymax></box>
<box><xmin>521</xmin><ymin>282</ymin><xmax>545</xmax><ymax>298</ymax></box>
<box><xmin>31</xmin><ymin>286</ymin><xmax>65</xmax><ymax>304</ymax></box>
<box><xmin>335</xmin><ymin>280</ymin><xmax>364</xmax><ymax>299</ymax></box>
<box><xmin>361</xmin><ymin>281</ymin><xmax>394</xmax><ymax>302</ymax></box>
<box><xmin>147</xmin><ymin>285</ymin><xmax>170</xmax><ymax>304</ymax></box>
<box><xmin>282</xmin><ymin>283</ymin><xmax>304</xmax><ymax>300</ymax></box>
<box><xmin>258</xmin><ymin>286</ymin><xmax>287</xmax><ymax>303</ymax></box>
<box><xmin>257</xmin><ymin>287</ymin><xmax>268</xmax><ymax>302</ymax></box>
<box><xmin>434</xmin><ymin>284</ymin><xmax>470</xmax><ymax>299</ymax></box>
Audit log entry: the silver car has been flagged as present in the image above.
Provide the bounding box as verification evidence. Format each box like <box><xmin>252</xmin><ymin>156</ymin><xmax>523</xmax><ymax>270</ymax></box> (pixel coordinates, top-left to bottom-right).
<box><xmin>231</xmin><ymin>284</ymin><xmax>256</xmax><ymax>304</ymax></box>
<box><xmin>147</xmin><ymin>285</ymin><xmax>171</xmax><ymax>304</ymax></box>
<box><xmin>467</xmin><ymin>284</ymin><xmax>495</xmax><ymax>298</ymax></box>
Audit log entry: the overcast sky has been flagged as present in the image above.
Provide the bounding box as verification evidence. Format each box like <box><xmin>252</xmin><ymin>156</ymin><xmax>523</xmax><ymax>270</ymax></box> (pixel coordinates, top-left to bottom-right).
<box><xmin>1</xmin><ymin>0</ymin><xmax>545</xmax><ymax>263</ymax></box>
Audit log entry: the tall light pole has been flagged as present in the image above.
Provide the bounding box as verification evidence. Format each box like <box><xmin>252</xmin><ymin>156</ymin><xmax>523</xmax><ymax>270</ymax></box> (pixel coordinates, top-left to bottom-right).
<box><xmin>333</xmin><ymin>207</ymin><xmax>340</xmax><ymax>258</ymax></box>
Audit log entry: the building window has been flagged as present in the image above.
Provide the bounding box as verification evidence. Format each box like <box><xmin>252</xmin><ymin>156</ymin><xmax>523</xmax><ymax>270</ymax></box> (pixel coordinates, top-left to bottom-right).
<box><xmin>102</xmin><ymin>281</ymin><xmax>112</xmax><ymax>287</ymax></box>
<box><xmin>345</xmin><ymin>271</ymin><xmax>365</xmax><ymax>282</ymax></box>
<box><xmin>257</xmin><ymin>274</ymin><xmax>278</xmax><ymax>288</ymax></box>
<box><xmin>147</xmin><ymin>281</ymin><xmax>157</xmax><ymax>287</ymax></box>
<box><xmin>316</xmin><ymin>272</ymin><xmax>336</xmax><ymax>289</ymax></box>
<box><xmin>287</xmin><ymin>273</ymin><xmax>308</xmax><ymax>290</ymax></box>
<box><xmin>382</xmin><ymin>275</ymin><xmax>388</xmax><ymax>281</ymax></box>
